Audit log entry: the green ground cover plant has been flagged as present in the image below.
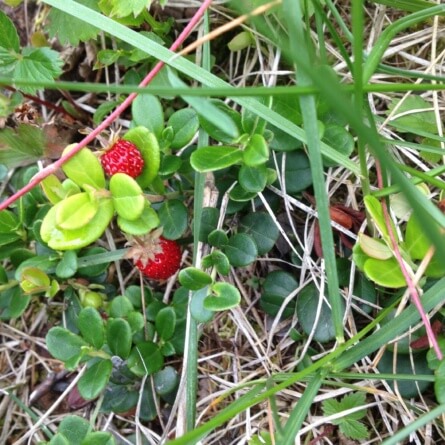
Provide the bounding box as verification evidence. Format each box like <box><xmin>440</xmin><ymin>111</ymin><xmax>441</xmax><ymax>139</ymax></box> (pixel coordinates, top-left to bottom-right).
<box><xmin>1</xmin><ymin>0</ymin><xmax>445</xmax><ymax>444</ymax></box>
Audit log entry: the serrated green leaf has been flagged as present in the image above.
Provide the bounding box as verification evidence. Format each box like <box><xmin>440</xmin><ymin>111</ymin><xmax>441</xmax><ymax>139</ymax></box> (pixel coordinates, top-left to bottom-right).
<box><xmin>104</xmin><ymin>0</ymin><xmax>151</xmax><ymax>17</ymax></box>
<box><xmin>190</xmin><ymin>146</ymin><xmax>243</xmax><ymax>173</ymax></box>
<box><xmin>47</xmin><ymin>0</ymin><xmax>100</xmax><ymax>46</ymax></box>
<box><xmin>78</xmin><ymin>359</ymin><xmax>112</xmax><ymax>400</ymax></box>
<box><xmin>0</xmin><ymin>11</ymin><xmax>19</xmax><ymax>52</ymax></box>
<box><xmin>14</xmin><ymin>47</ymin><xmax>63</xmax><ymax>93</ymax></box>
<box><xmin>340</xmin><ymin>420</ymin><xmax>369</xmax><ymax>441</ymax></box>
<box><xmin>0</xmin><ymin>124</ymin><xmax>44</xmax><ymax>168</ymax></box>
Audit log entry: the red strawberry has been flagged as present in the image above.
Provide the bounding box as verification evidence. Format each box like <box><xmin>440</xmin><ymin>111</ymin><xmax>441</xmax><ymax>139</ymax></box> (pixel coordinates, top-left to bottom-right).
<box><xmin>128</xmin><ymin>230</ymin><xmax>181</xmax><ymax>280</ymax></box>
<box><xmin>101</xmin><ymin>139</ymin><xmax>144</xmax><ymax>178</ymax></box>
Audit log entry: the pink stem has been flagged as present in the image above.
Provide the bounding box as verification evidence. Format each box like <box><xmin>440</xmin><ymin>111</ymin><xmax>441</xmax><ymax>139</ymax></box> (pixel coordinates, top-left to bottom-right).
<box><xmin>0</xmin><ymin>0</ymin><xmax>213</xmax><ymax>211</ymax></box>
<box><xmin>375</xmin><ymin>160</ymin><xmax>443</xmax><ymax>360</ymax></box>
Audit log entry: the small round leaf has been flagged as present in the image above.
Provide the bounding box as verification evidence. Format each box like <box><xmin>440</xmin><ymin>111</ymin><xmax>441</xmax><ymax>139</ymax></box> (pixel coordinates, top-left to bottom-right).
<box><xmin>168</xmin><ymin>108</ymin><xmax>199</xmax><ymax>149</ymax></box>
<box><xmin>223</xmin><ymin>233</ymin><xmax>258</xmax><ymax>267</ymax></box>
<box><xmin>110</xmin><ymin>173</ymin><xmax>145</xmax><ymax>221</ymax></box>
<box><xmin>106</xmin><ymin>319</ymin><xmax>132</xmax><ymax>359</ymax></box>
<box><xmin>158</xmin><ymin>199</ymin><xmax>188</xmax><ymax>239</ymax></box>
<box><xmin>238</xmin><ymin>164</ymin><xmax>267</xmax><ymax>193</ymax></box>
<box><xmin>155</xmin><ymin>307</ymin><xmax>176</xmax><ymax>341</ymax></box>
<box><xmin>117</xmin><ymin>203</ymin><xmax>160</xmax><ymax>236</ymax></box>
<box><xmin>239</xmin><ymin>212</ymin><xmax>279</xmax><ymax>255</ymax></box>
<box><xmin>77</xmin><ymin>307</ymin><xmax>105</xmax><ymax>349</ymax></box>
<box><xmin>204</xmin><ymin>282</ymin><xmax>241</xmax><ymax>311</ymax></box>
<box><xmin>179</xmin><ymin>267</ymin><xmax>213</xmax><ymax>290</ymax></box>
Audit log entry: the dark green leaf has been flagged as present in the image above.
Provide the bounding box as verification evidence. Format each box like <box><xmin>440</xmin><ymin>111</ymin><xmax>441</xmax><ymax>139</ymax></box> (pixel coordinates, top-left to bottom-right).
<box><xmin>0</xmin><ymin>286</ymin><xmax>31</xmax><ymax>320</ymax></box>
<box><xmin>155</xmin><ymin>307</ymin><xmax>176</xmax><ymax>341</ymax></box>
<box><xmin>297</xmin><ymin>283</ymin><xmax>345</xmax><ymax>343</ymax></box>
<box><xmin>78</xmin><ymin>247</ymin><xmax>110</xmax><ymax>277</ymax></box>
<box><xmin>77</xmin><ymin>307</ymin><xmax>105</xmax><ymax>349</ymax></box>
<box><xmin>223</xmin><ymin>233</ymin><xmax>258</xmax><ymax>267</ymax></box>
<box><xmin>55</xmin><ymin>250</ymin><xmax>78</xmax><ymax>279</ymax></box>
<box><xmin>0</xmin><ymin>11</ymin><xmax>20</xmax><ymax>51</ymax></box>
<box><xmin>434</xmin><ymin>360</ymin><xmax>445</xmax><ymax>404</ymax></box>
<box><xmin>179</xmin><ymin>267</ymin><xmax>213</xmax><ymax>290</ymax></box>
<box><xmin>190</xmin><ymin>288</ymin><xmax>214</xmax><ymax>323</ymax></box>
<box><xmin>260</xmin><ymin>270</ymin><xmax>297</xmax><ymax>318</ymax></box>
<box><xmin>168</xmin><ymin>108</ymin><xmax>199</xmax><ymax>149</ymax></box>
<box><xmin>132</xmin><ymin>94</ymin><xmax>164</xmax><ymax>139</ymax></box>
<box><xmin>46</xmin><ymin>327</ymin><xmax>88</xmax><ymax>370</ymax></box>
<box><xmin>243</xmin><ymin>134</ymin><xmax>269</xmax><ymax>166</ymax></box>
<box><xmin>106</xmin><ymin>318</ymin><xmax>132</xmax><ymax>359</ymax></box>
<box><xmin>0</xmin><ymin>210</ymin><xmax>19</xmax><ymax>233</ymax></box>
<box><xmin>127</xmin><ymin>341</ymin><xmax>164</xmax><ymax>376</ymax></box>
<box><xmin>208</xmin><ymin>229</ymin><xmax>229</xmax><ymax>247</ymax></box>
<box><xmin>239</xmin><ymin>212</ymin><xmax>279</xmax><ymax>255</ymax></box>
<box><xmin>280</xmin><ymin>150</ymin><xmax>313</xmax><ymax>194</ymax></box>
<box><xmin>190</xmin><ymin>146</ymin><xmax>243</xmax><ymax>173</ymax></box>
<box><xmin>154</xmin><ymin>366</ymin><xmax>179</xmax><ymax>395</ymax></box>
<box><xmin>109</xmin><ymin>296</ymin><xmax>134</xmax><ymax>318</ymax></box>
<box><xmin>238</xmin><ymin>164</ymin><xmax>267</xmax><ymax>193</ymax></box>
<box><xmin>158</xmin><ymin>199</ymin><xmax>188</xmax><ymax>239</ymax></box>
<box><xmin>78</xmin><ymin>359</ymin><xmax>112</xmax><ymax>400</ymax></box>
<box><xmin>159</xmin><ymin>155</ymin><xmax>182</xmax><ymax>177</ymax></box>
<box><xmin>198</xmin><ymin>207</ymin><xmax>219</xmax><ymax>242</ymax></box>
<box><xmin>322</xmin><ymin>125</ymin><xmax>354</xmax><ymax>167</ymax></box>
<box><xmin>58</xmin><ymin>415</ymin><xmax>90</xmax><ymax>445</ymax></box>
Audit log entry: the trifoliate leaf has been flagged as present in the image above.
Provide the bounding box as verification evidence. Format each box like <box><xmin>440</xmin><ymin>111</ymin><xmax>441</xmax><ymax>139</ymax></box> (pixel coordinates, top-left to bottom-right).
<box><xmin>13</xmin><ymin>47</ymin><xmax>63</xmax><ymax>93</ymax></box>
<box><xmin>101</xmin><ymin>0</ymin><xmax>151</xmax><ymax>17</ymax></box>
<box><xmin>47</xmin><ymin>0</ymin><xmax>100</xmax><ymax>46</ymax></box>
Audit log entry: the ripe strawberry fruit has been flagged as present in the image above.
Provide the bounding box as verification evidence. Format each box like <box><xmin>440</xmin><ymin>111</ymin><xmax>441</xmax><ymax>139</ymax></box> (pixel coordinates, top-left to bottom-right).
<box><xmin>101</xmin><ymin>139</ymin><xmax>144</xmax><ymax>178</ymax></box>
<box><xmin>129</xmin><ymin>230</ymin><xmax>181</xmax><ymax>280</ymax></box>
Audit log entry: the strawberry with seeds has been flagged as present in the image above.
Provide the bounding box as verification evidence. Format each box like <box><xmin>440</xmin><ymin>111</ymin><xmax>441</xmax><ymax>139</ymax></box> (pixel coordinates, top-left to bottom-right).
<box><xmin>101</xmin><ymin>139</ymin><xmax>144</xmax><ymax>178</ymax></box>
<box><xmin>127</xmin><ymin>229</ymin><xmax>181</xmax><ymax>280</ymax></box>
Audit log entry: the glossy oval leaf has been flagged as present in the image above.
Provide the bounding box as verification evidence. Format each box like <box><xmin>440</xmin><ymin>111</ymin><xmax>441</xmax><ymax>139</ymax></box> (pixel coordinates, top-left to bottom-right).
<box><xmin>40</xmin><ymin>198</ymin><xmax>114</xmax><ymax>250</ymax></box>
<box><xmin>55</xmin><ymin>192</ymin><xmax>99</xmax><ymax>230</ymax></box>
<box><xmin>179</xmin><ymin>267</ymin><xmax>213</xmax><ymax>290</ymax></box>
<box><xmin>109</xmin><ymin>173</ymin><xmax>145</xmax><ymax>221</ymax></box>
<box><xmin>238</xmin><ymin>164</ymin><xmax>267</xmax><ymax>193</ymax></box>
<box><xmin>297</xmin><ymin>283</ymin><xmax>345</xmax><ymax>343</ymax></box>
<box><xmin>46</xmin><ymin>327</ymin><xmax>88</xmax><ymax>370</ymax></box>
<box><xmin>190</xmin><ymin>146</ymin><xmax>243</xmax><ymax>173</ymax></box>
<box><xmin>109</xmin><ymin>296</ymin><xmax>134</xmax><ymax>318</ymax></box>
<box><xmin>77</xmin><ymin>307</ymin><xmax>105</xmax><ymax>349</ymax></box>
<box><xmin>123</xmin><ymin>126</ymin><xmax>161</xmax><ymax>188</ymax></box>
<box><xmin>58</xmin><ymin>415</ymin><xmax>90</xmax><ymax>445</ymax></box>
<box><xmin>158</xmin><ymin>199</ymin><xmax>188</xmax><ymax>239</ymax></box>
<box><xmin>55</xmin><ymin>250</ymin><xmax>78</xmax><ymax>279</ymax></box>
<box><xmin>77</xmin><ymin>359</ymin><xmax>112</xmax><ymax>400</ymax></box>
<box><xmin>127</xmin><ymin>341</ymin><xmax>164</xmax><ymax>376</ymax></box>
<box><xmin>223</xmin><ymin>233</ymin><xmax>258</xmax><ymax>267</ymax></box>
<box><xmin>363</xmin><ymin>257</ymin><xmax>406</xmax><ymax>288</ymax></box>
<box><xmin>168</xmin><ymin>108</ymin><xmax>199</xmax><ymax>149</ymax></box>
<box><xmin>260</xmin><ymin>270</ymin><xmax>298</xmax><ymax>318</ymax></box>
<box><xmin>243</xmin><ymin>133</ymin><xmax>269</xmax><ymax>166</ymax></box>
<box><xmin>117</xmin><ymin>202</ymin><xmax>160</xmax><ymax>236</ymax></box>
<box><xmin>322</xmin><ymin>124</ymin><xmax>354</xmax><ymax>167</ymax></box>
<box><xmin>155</xmin><ymin>307</ymin><xmax>176</xmax><ymax>341</ymax></box>
<box><xmin>239</xmin><ymin>212</ymin><xmax>279</xmax><ymax>255</ymax></box>
<box><xmin>132</xmin><ymin>94</ymin><xmax>164</xmax><ymax>139</ymax></box>
<box><xmin>106</xmin><ymin>318</ymin><xmax>132</xmax><ymax>359</ymax></box>
<box><xmin>281</xmin><ymin>150</ymin><xmax>313</xmax><ymax>194</ymax></box>
<box><xmin>204</xmin><ymin>282</ymin><xmax>241</xmax><ymax>311</ymax></box>
<box><xmin>62</xmin><ymin>146</ymin><xmax>105</xmax><ymax>190</ymax></box>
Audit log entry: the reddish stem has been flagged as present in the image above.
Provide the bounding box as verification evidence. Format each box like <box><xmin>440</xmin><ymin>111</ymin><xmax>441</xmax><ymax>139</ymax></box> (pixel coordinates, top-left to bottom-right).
<box><xmin>375</xmin><ymin>160</ymin><xmax>443</xmax><ymax>360</ymax></box>
<box><xmin>0</xmin><ymin>0</ymin><xmax>213</xmax><ymax>211</ymax></box>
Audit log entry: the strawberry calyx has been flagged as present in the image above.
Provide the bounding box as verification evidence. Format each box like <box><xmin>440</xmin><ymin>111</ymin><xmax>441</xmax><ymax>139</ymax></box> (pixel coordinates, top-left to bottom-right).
<box><xmin>126</xmin><ymin>227</ymin><xmax>165</xmax><ymax>267</ymax></box>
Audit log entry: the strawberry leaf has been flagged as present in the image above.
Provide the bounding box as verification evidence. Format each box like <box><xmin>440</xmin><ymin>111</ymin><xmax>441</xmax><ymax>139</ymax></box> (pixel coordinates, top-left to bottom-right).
<box><xmin>0</xmin><ymin>11</ymin><xmax>20</xmax><ymax>52</ymax></box>
<box><xmin>100</xmin><ymin>0</ymin><xmax>152</xmax><ymax>18</ymax></box>
<box><xmin>47</xmin><ymin>0</ymin><xmax>100</xmax><ymax>46</ymax></box>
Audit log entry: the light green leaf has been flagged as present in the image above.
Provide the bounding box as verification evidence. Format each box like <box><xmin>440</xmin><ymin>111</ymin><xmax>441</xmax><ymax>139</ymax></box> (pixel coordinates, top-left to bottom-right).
<box><xmin>47</xmin><ymin>0</ymin><xmax>100</xmax><ymax>45</ymax></box>
<box><xmin>132</xmin><ymin>95</ymin><xmax>164</xmax><ymax>139</ymax></box>
<box><xmin>363</xmin><ymin>257</ymin><xmax>406</xmax><ymax>288</ymax></box>
<box><xmin>58</xmin><ymin>416</ymin><xmax>90</xmax><ymax>445</ymax></box>
<box><xmin>55</xmin><ymin>192</ymin><xmax>99</xmax><ymax>230</ymax></box>
<box><xmin>0</xmin><ymin>11</ymin><xmax>20</xmax><ymax>52</ymax></box>
<box><xmin>104</xmin><ymin>0</ymin><xmax>151</xmax><ymax>17</ymax></box>
<box><xmin>190</xmin><ymin>146</ymin><xmax>243</xmax><ymax>173</ymax></box>
<box><xmin>340</xmin><ymin>420</ymin><xmax>369</xmax><ymax>441</ymax></box>
<box><xmin>243</xmin><ymin>134</ymin><xmax>269</xmax><ymax>166</ymax></box>
<box><xmin>358</xmin><ymin>233</ymin><xmax>393</xmax><ymax>260</ymax></box>
<box><xmin>110</xmin><ymin>173</ymin><xmax>145</xmax><ymax>221</ymax></box>
<box><xmin>117</xmin><ymin>203</ymin><xmax>159</xmax><ymax>235</ymax></box>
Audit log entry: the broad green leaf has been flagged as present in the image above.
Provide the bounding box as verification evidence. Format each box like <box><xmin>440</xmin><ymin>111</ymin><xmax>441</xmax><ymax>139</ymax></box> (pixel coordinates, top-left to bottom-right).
<box><xmin>322</xmin><ymin>124</ymin><xmax>354</xmax><ymax>167</ymax></box>
<box><xmin>155</xmin><ymin>307</ymin><xmax>176</xmax><ymax>341</ymax></box>
<box><xmin>78</xmin><ymin>359</ymin><xmax>112</xmax><ymax>400</ymax></box>
<box><xmin>0</xmin><ymin>124</ymin><xmax>44</xmax><ymax>167</ymax></box>
<box><xmin>14</xmin><ymin>47</ymin><xmax>63</xmax><ymax>93</ymax></box>
<box><xmin>106</xmin><ymin>318</ymin><xmax>132</xmax><ymax>359</ymax></box>
<box><xmin>363</xmin><ymin>257</ymin><xmax>406</xmax><ymax>288</ymax></box>
<box><xmin>358</xmin><ymin>233</ymin><xmax>393</xmax><ymax>260</ymax></box>
<box><xmin>0</xmin><ymin>286</ymin><xmax>31</xmax><ymax>320</ymax></box>
<box><xmin>62</xmin><ymin>146</ymin><xmax>105</xmax><ymax>190</ymax></box>
<box><xmin>377</xmin><ymin>350</ymin><xmax>432</xmax><ymax>397</ymax></box>
<box><xmin>40</xmin><ymin>197</ymin><xmax>113</xmax><ymax>250</ymax></box>
<box><xmin>211</xmin><ymin>250</ymin><xmax>231</xmax><ymax>276</ymax></box>
<box><xmin>387</xmin><ymin>96</ymin><xmax>438</xmax><ymax>134</ymax></box>
<box><xmin>46</xmin><ymin>327</ymin><xmax>88</xmax><ymax>369</ymax></box>
<box><xmin>77</xmin><ymin>307</ymin><xmax>105</xmax><ymax>349</ymax></box>
<box><xmin>279</xmin><ymin>150</ymin><xmax>313</xmax><ymax>194</ymax></box>
<box><xmin>238</xmin><ymin>164</ymin><xmax>267</xmax><ymax>193</ymax></box>
<box><xmin>159</xmin><ymin>155</ymin><xmax>182</xmax><ymax>177</ymax></box>
<box><xmin>0</xmin><ymin>209</ymin><xmax>19</xmax><ymax>233</ymax></box>
<box><xmin>405</xmin><ymin>213</ymin><xmax>433</xmax><ymax>260</ymax></box>
<box><xmin>168</xmin><ymin>108</ymin><xmax>199</xmax><ymax>149</ymax></box>
<box><xmin>239</xmin><ymin>212</ymin><xmax>279</xmax><ymax>255</ymax></box>
<box><xmin>297</xmin><ymin>283</ymin><xmax>345</xmax><ymax>343</ymax></box>
<box><xmin>208</xmin><ymin>229</ymin><xmax>229</xmax><ymax>247</ymax></box>
<box><xmin>109</xmin><ymin>296</ymin><xmax>134</xmax><ymax>318</ymax></box>
<box><xmin>123</xmin><ymin>126</ymin><xmax>160</xmax><ymax>187</ymax></box>
<box><xmin>127</xmin><ymin>341</ymin><xmax>164</xmax><ymax>376</ymax></box>
<box><xmin>158</xmin><ymin>199</ymin><xmax>188</xmax><ymax>239</ymax></box>
<box><xmin>154</xmin><ymin>366</ymin><xmax>179</xmax><ymax>395</ymax></box>
<box><xmin>47</xmin><ymin>0</ymin><xmax>100</xmax><ymax>45</ymax></box>
<box><xmin>55</xmin><ymin>192</ymin><xmax>99</xmax><ymax>230</ymax></box>
<box><xmin>243</xmin><ymin>134</ymin><xmax>270</xmax><ymax>166</ymax></box>
<box><xmin>110</xmin><ymin>173</ymin><xmax>145</xmax><ymax>221</ymax></box>
<box><xmin>117</xmin><ymin>203</ymin><xmax>159</xmax><ymax>235</ymax></box>
<box><xmin>223</xmin><ymin>233</ymin><xmax>258</xmax><ymax>267</ymax></box>
<box><xmin>103</xmin><ymin>0</ymin><xmax>150</xmax><ymax>17</ymax></box>
<box><xmin>132</xmin><ymin>95</ymin><xmax>164</xmax><ymax>139</ymax></box>
<box><xmin>0</xmin><ymin>11</ymin><xmax>19</xmax><ymax>51</ymax></box>
<box><xmin>340</xmin><ymin>420</ymin><xmax>369</xmax><ymax>441</ymax></box>
<box><xmin>58</xmin><ymin>416</ymin><xmax>90</xmax><ymax>445</ymax></box>
<box><xmin>127</xmin><ymin>311</ymin><xmax>144</xmax><ymax>334</ymax></box>
<box><xmin>81</xmin><ymin>432</ymin><xmax>115</xmax><ymax>445</ymax></box>
<box><xmin>190</xmin><ymin>146</ymin><xmax>243</xmax><ymax>173</ymax></box>
<box><xmin>41</xmin><ymin>174</ymin><xmax>65</xmax><ymax>204</ymax></box>
<box><xmin>179</xmin><ymin>267</ymin><xmax>213</xmax><ymax>290</ymax></box>
<box><xmin>55</xmin><ymin>250</ymin><xmax>78</xmax><ymax>278</ymax></box>
<box><xmin>204</xmin><ymin>282</ymin><xmax>241</xmax><ymax>311</ymax></box>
